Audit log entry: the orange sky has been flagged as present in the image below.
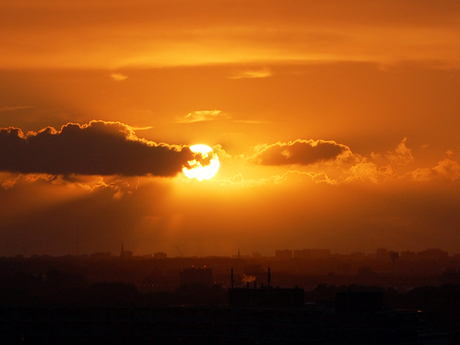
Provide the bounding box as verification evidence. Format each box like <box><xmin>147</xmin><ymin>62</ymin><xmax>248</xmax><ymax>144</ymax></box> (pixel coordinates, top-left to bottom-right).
<box><xmin>0</xmin><ymin>0</ymin><xmax>459</xmax><ymax>257</ymax></box>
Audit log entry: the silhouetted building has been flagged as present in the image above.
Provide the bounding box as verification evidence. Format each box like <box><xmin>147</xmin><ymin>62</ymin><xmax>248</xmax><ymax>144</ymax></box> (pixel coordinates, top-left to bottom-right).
<box><xmin>294</xmin><ymin>249</ymin><xmax>331</xmax><ymax>260</ymax></box>
<box><xmin>418</xmin><ymin>248</ymin><xmax>448</xmax><ymax>261</ymax></box>
<box><xmin>120</xmin><ymin>250</ymin><xmax>133</xmax><ymax>260</ymax></box>
<box><xmin>179</xmin><ymin>267</ymin><xmax>213</xmax><ymax>286</ymax></box>
<box><xmin>335</xmin><ymin>291</ymin><xmax>383</xmax><ymax>313</ymax></box>
<box><xmin>153</xmin><ymin>252</ymin><xmax>167</xmax><ymax>259</ymax></box>
<box><xmin>90</xmin><ymin>252</ymin><xmax>112</xmax><ymax>260</ymax></box>
<box><xmin>229</xmin><ymin>267</ymin><xmax>304</xmax><ymax>308</ymax></box>
<box><xmin>376</xmin><ymin>247</ymin><xmax>389</xmax><ymax>260</ymax></box>
<box><xmin>275</xmin><ymin>249</ymin><xmax>293</xmax><ymax>260</ymax></box>
<box><xmin>229</xmin><ymin>286</ymin><xmax>305</xmax><ymax>308</ymax></box>
<box><xmin>232</xmin><ymin>249</ymin><xmax>250</xmax><ymax>259</ymax></box>
<box><xmin>120</xmin><ymin>243</ymin><xmax>133</xmax><ymax>260</ymax></box>
<box><xmin>400</xmin><ymin>250</ymin><xmax>417</xmax><ymax>260</ymax></box>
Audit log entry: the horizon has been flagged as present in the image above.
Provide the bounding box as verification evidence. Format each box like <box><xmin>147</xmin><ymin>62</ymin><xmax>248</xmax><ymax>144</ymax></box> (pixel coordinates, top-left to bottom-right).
<box><xmin>4</xmin><ymin>246</ymin><xmax>456</xmax><ymax>259</ymax></box>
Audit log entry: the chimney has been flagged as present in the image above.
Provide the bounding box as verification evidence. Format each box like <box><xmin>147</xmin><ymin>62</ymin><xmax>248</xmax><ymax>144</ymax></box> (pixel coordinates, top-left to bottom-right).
<box><xmin>268</xmin><ymin>267</ymin><xmax>271</xmax><ymax>288</ymax></box>
<box><xmin>231</xmin><ymin>268</ymin><xmax>234</xmax><ymax>289</ymax></box>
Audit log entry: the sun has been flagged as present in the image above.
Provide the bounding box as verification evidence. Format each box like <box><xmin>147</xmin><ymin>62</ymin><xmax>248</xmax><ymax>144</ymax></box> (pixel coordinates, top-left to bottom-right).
<box><xmin>182</xmin><ymin>144</ymin><xmax>220</xmax><ymax>180</ymax></box>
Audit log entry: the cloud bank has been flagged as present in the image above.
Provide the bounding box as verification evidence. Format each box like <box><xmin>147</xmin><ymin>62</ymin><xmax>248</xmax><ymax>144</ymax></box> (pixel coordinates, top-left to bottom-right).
<box><xmin>0</xmin><ymin>120</ymin><xmax>193</xmax><ymax>177</ymax></box>
<box><xmin>1</xmin><ymin>0</ymin><xmax>459</xmax><ymax>69</ymax></box>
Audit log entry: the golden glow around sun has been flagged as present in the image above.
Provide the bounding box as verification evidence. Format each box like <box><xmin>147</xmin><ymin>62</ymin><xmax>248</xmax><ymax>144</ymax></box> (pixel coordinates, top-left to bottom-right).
<box><xmin>182</xmin><ymin>144</ymin><xmax>220</xmax><ymax>180</ymax></box>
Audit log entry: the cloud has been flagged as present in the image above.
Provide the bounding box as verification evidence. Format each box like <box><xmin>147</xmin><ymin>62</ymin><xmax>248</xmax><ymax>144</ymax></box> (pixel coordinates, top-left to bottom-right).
<box><xmin>0</xmin><ymin>120</ymin><xmax>193</xmax><ymax>177</ymax></box>
<box><xmin>129</xmin><ymin>125</ymin><xmax>154</xmax><ymax>131</ymax></box>
<box><xmin>0</xmin><ymin>106</ymin><xmax>34</xmax><ymax>112</ymax></box>
<box><xmin>411</xmin><ymin>159</ymin><xmax>460</xmax><ymax>182</ymax></box>
<box><xmin>263</xmin><ymin>170</ymin><xmax>335</xmax><ymax>185</ymax></box>
<box><xmin>220</xmin><ymin>173</ymin><xmax>244</xmax><ymax>186</ymax></box>
<box><xmin>0</xmin><ymin>172</ymin><xmax>20</xmax><ymax>189</ymax></box>
<box><xmin>229</xmin><ymin>68</ymin><xmax>272</xmax><ymax>79</ymax></box>
<box><xmin>176</xmin><ymin>110</ymin><xmax>227</xmax><ymax>123</ymax></box>
<box><xmin>250</xmin><ymin>139</ymin><xmax>352</xmax><ymax>166</ymax></box>
<box><xmin>386</xmin><ymin>138</ymin><xmax>414</xmax><ymax>165</ymax></box>
<box><xmin>1</xmin><ymin>1</ymin><xmax>459</xmax><ymax>69</ymax></box>
<box><xmin>345</xmin><ymin>160</ymin><xmax>394</xmax><ymax>184</ymax></box>
<box><xmin>110</xmin><ymin>73</ymin><xmax>128</xmax><ymax>81</ymax></box>
<box><xmin>211</xmin><ymin>144</ymin><xmax>232</xmax><ymax>160</ymax></box>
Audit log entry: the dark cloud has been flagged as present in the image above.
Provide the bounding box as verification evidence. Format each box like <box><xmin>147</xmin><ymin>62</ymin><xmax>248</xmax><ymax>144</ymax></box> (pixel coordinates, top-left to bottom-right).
<box><xmin>0</xmin><ymin>120</ymin><xmax>193</xmax><ymax>177</ymax></box>
<box><xmin>251</xmin><ymin>139</ymin><xmax>351</xmax><ymax>166</ymax></box>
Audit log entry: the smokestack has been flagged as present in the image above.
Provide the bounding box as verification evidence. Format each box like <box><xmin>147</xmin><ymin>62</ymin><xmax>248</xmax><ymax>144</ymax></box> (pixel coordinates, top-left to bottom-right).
<box><xmin>268</xmin><ymin>267</ymin><xmax>271</xmax><ymax>288</ymax></box>
<box><xmin>231</xmin><ymin>268</ymin><xmax>234</xmax><ymax>289</ymax></box>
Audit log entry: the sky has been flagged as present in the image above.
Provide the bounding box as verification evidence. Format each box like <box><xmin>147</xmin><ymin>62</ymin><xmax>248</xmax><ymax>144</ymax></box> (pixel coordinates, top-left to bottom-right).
<box><xmin>1</xmin><ymin>0</ymin><xmax>460</xmax><ymax>257</ymax></box>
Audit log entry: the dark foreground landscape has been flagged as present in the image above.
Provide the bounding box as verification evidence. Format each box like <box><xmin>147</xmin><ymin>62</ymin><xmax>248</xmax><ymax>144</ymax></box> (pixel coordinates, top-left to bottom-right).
<box><xmin>0</xmin><ymin>250</ymin><xmax>458</xmax><ymax>344</ymax></box>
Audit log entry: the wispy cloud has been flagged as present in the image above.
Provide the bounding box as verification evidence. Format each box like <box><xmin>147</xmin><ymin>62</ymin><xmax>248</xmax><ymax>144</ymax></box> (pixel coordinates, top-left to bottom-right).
<box><xmin>130</xmin><ymin>125</ymin><xmax>154</xmax><ymax>131</ymax></box>
<box><xmin>219</xmin><ymin>170</ymin><xmax>335</xmax><ymax>188</ymax></box>
<box><xmin>229</xmin><ymin>68</ymin><xmax>272</xmax><ymax>79</ymax></box>
<box><xmin>176</xmin><ymin>110</ymin><xmax>227</xmax><ymax>123</ymax></box>
<box><xmin>0</xmin><ymin>106</ymin><xmax>34</xmax><ymax>112</ymax></box>
<box><xmin>110</xmin><ymin>73</ymin><xmax>128</xmax><ymax>81</ymax></box>
<box><xmin>1</xmin><ymin>1</ymin><xmax>459</xmax><ymax>69</ymax></box>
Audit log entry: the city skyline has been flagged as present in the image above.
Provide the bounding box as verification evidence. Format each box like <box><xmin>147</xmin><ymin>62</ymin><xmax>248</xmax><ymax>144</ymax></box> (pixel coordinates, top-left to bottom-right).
<box><xmin>1</xmin><ymin>1</ymin><xmax>460</xmax><ymax>257</ymax></box>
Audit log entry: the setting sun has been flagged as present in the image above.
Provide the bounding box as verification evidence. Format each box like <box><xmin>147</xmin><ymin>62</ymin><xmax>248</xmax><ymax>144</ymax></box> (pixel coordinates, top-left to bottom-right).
<box><xmin>182</xmin><ymin>144</ymin><xmax>220</xmax><ymax>181</ymax></box>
